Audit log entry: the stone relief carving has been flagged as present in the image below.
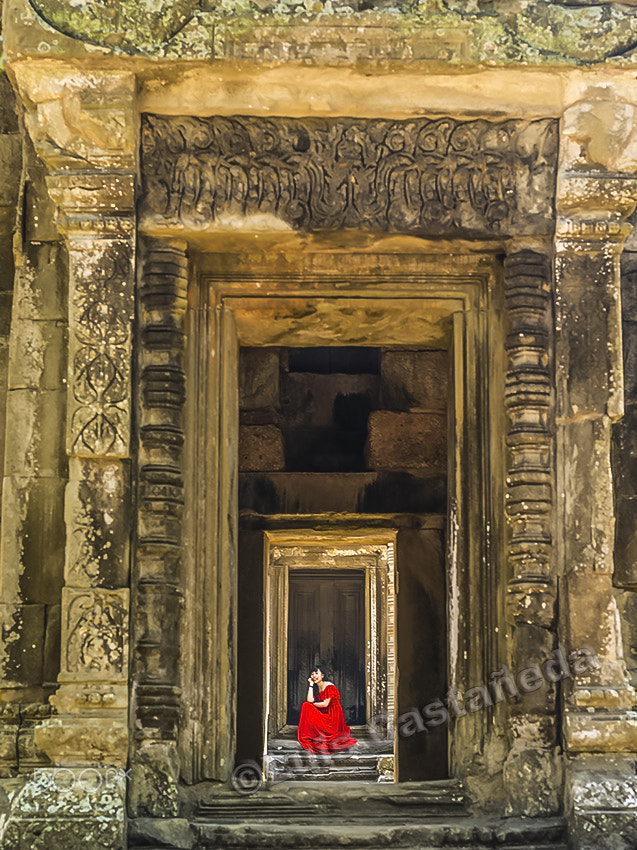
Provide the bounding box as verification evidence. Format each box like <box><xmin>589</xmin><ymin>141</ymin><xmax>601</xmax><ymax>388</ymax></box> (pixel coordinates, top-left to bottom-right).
<box><xmin>70</xmin><ymin>247</ymin><xmax>132</xmax><ymax>456</ymax></box>
<box><xmin>22</xmin><ymin>0</ymin><xmax>637</xmax><ymax>63</ymax></box>
<box><xmin>65</xmin><ymin>591</ymin><xmax>127</xmax><ymax>677</ymax></box>
<box><xmin>27</xmin><ymin>0</ymin><xmax>199</xmax><ymax>54</ymax></box>
<box><xmin>141</xmin><ymin>116</ymin><xmax>557</xmax><ymax>237</ymax></box>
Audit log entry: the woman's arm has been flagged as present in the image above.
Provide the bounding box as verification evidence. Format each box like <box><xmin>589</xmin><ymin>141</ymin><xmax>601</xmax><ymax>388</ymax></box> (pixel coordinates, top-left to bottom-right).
<box><xmin>306</xmin><ymin>678</ymin><xmax>315</xmax><ymax>703</ymax></box>
<box><xmin>313</xmin><ymin>697</ymin><xmax>332</xmax><ymax>708</ymax></box>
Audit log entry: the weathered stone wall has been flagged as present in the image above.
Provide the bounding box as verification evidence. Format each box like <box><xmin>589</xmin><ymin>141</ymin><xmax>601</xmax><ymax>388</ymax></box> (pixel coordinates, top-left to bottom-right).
<box><xmin>239</xmin><ymin>347</ymin><xmax>448</xmax><ymax>512</ymax></box>
<box><xmin>0</xmin><ymin>68</ymin><xmax>68</xmax><ymax>779</ymax></box>
<box><xmin>3</xmin><ymin>0</ymin><xmax>637</xmax><ymax>846</ymax></box>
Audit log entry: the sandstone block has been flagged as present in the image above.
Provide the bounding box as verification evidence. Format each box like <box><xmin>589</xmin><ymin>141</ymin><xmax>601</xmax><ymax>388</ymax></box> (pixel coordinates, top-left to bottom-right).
<box><xmin>365</xmin><ymin>412</ymin><xmax>446</xmax><ymax>470</ymax></box>
<box><xmin>567</xmin><ymin>755</ymin><xmax>637</xmax><ymax>850</ymax></box>
<box><xmin>0</xmin><ymin>136</ymin><xmax>22</xmax><ymax>207</ymax></box>
<box><xmin>380</xmin><ymin>350</ymin><xmax>448</xmax><ymax>412</ymax></box>
<box><xmin>280</xmin><ymin>373</ymin><xmax>379</xmax><ymax>429</ymax></box>
<box><xmin>239</xmin><ymin>425</ymin><xmax>285</xmax><ymax>471</ymax></box>
<box><xmin>4</xmin><ymin>389</ymin><xmax>66</xmax><ymax>478</ymax></box>
<box><xmin>1</xmin><ymin>602</ymin><xmax>45</xmax><ymax>685</ymax></box>
<box><xmin>43</xmin><ymin>603</ymin><xmax>61</xmax><ymax>687</ymax></box>
<box><xmin>65</xmin><ymin>457</ymin><xmax>131</xmax><ymax>588</ymax></box>
<box><xmin>556</xmin><ymin>254</ymin><xmax>615</xmax><ymax>417</ymax></box>
<box><xmin>560</xmin><ymin>417</ymin><xmax>614</xmax><ymax>573</ymax></box>
<box><xmin>8</xmin><ymin>318</ymin><xmax>66</xmax><ymax>391</ymax></box>
<box><xmin>614</xmin><ymin>496</ymin><xmax>637</xmax><ymax>588</ymax></box>
<box><xmin>563</xmin><ymin>572</ymin><xmax>623</xmax><ymax>689</ymax></box>
<box><xmin>128</xmin><ymin>818</ymin><xmax>194</xmax><ymax>849</ymax></box>
<box><xmin>239</xmin><ymin>347</ymin><xmax>279</xmax><ymax>410</ymax></box>
<box><xmin>59</xmin><ymin>586</ymin><xmax>129</xmax><ymax>682</ymax></box>
<box><xmin>12</xmin><ymin>243</ymin><xmax>67</xmax><ymax>322</ymax></box>
<box><xmin>127</xmin><ymin>743</ymin><xmax>180</xmax><ymax>819</ymax></box>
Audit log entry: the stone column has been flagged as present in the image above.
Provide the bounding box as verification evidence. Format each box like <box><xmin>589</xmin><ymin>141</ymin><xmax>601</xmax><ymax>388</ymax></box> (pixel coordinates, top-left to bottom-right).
<box><xmin>556</xmin><ymin>95</ymin><xmax>637</xmax><ymax>850</ymax></box>
<box><xmin>502</xmin><ymin>245</ymin><xmax>561</xmax><ymax>816</ymax></box>
<box><xmin>127</xmin><ymin>239</ymin><xmax>187</xmax><ymax>820</ymax></box>
<box><xmin>2</xmin><ymin>68</ymin><xmax>136</xmax><ymax>850</ymax></box>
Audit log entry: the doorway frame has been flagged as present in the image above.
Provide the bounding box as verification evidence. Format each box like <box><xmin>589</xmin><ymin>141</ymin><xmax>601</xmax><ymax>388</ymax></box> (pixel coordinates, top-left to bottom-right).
<box><xmin>264</xmin><ymin>530</ymin><xmax>397</xmax><ymax>738</ymax></box>
<box><xmin>178</xmin><ymin>248</ymin><xmax>505</xmax><ymax>785</ymax></box>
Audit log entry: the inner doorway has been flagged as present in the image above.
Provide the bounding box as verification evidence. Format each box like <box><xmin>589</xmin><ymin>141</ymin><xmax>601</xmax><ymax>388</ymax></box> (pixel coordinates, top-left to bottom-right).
<box><xmin>235</xmin><ymin>338</ymin><xmax>451</xmax><ymax>782</ymax></box>
<box><xmin>287</xmin><ymin>569</ymin><xmax>365</xmax><ymax>726</ymax></box>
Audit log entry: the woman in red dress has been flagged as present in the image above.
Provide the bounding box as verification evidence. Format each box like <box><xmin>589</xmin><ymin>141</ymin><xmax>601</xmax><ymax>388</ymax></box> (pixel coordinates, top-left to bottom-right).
<box><xmin>297</xmin><ymin>664</ymin><xmax>357</xmax><ymax>754</ymax></box>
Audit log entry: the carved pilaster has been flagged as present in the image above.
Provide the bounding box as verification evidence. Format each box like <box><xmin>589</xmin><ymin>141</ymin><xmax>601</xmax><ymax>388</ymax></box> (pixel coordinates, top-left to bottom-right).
<box><xmin>556</xmin><ymin>95</ymin><xmax>637</xmax><ymax>849</ymax></box>
<box><xmin>128</xmin><ymin>240</ymin><xmax>187</xmax><ymax>817</ymax></box>
<box><xmin>135</xmin><ymin>240</ymin><xmax>187</xmax><ymax>741</ymax></box>
<box><xmin>502</xmin><ymin>247</ymin><xmax>560</xmax><ymax>817</ymax></box>
<box><xmin>6</xmin><ymin>70</ymin><xmax>138</xmax><ymax>771</ymax></box>
<box><xmin>504</xmin><ymin>249</ymin><xmax>554</xmax><ymax>622</ymax></box>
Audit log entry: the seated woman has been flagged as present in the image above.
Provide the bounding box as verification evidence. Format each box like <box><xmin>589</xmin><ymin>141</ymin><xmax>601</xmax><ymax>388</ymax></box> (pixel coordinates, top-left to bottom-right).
<box><xmin>297</xmin><ymin>664</ymin><xmax>357</xmax><ymax>754</ymax></box>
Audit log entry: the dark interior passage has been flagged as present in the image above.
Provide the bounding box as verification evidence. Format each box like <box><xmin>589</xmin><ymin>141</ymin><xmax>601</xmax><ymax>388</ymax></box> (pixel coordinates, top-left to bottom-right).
<box><xmin>236</xmin><ymin>345</ymin><xmax>449</xmax><ymax>781</ymax></box>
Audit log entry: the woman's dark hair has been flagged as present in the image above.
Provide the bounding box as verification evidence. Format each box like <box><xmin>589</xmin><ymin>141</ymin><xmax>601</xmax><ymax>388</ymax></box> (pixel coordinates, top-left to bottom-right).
<box><xmin>312</xmin><ymin>663</ymin><xmax>328</xmax><ymax>678</ymax></box>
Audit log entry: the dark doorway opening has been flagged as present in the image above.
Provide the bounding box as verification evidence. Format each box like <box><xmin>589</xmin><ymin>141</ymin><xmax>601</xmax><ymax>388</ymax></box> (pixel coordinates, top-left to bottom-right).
<box><xmin>287</xmin><ymin>569</ymin><xmax>366</xmax><ymax>726</ymax></box>
<box><xmin>236</xmin><ymin>344</ymin><xmax>449</xmax><ymax>781</ymax></box>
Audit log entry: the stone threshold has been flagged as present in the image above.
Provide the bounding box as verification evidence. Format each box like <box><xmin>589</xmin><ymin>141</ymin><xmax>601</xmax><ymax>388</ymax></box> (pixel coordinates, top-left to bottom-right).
<box><xmin>128</xmin><ymin>814</ymin><xmax>568</xmax><ymax>850</ymax></box>
<box><xmin>194</xmin><ymin>779</ymin><xmax>467</xmax><ymax>821</ymax></box>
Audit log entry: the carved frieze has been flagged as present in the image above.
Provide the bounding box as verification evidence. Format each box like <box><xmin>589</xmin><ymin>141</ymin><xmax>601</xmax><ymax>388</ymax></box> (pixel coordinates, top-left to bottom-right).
<box><xmin>141</xmin><ymin>115</ymin><xmax>558</xmax><ymax>238</ymax></box>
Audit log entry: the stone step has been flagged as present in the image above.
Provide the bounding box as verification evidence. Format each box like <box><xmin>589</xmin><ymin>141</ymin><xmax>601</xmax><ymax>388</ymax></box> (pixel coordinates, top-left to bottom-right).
<box><xmin>265</xmin><ymin>751</ymin><xmax>388</xmax><ymax>782</ymax></box>
<box><xmin>195</xmin><ymin>779</ymin><xmax>467</xmax><ymax>822</ymax></box>
<box><xmin>192</xmin><ymin>818</ymin><xmax>569</xmax><ymax>848</ymax></box>
<box><xmin>268</xmin><ymin>732</ymin><xmax>390</xmax><ymax>756</ymax></box>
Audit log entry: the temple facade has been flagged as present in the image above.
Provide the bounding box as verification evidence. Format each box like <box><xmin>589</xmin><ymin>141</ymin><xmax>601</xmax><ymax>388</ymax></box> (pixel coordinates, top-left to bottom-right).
<box><xmin>2</xmin><ymin>0</ymin><xmax>637</xmax><ymax>847</ymax></box>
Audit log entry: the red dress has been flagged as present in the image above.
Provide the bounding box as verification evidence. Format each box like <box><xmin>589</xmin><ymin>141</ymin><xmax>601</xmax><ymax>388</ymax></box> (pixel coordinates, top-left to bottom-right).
<box><xmin>297</xmin><ymin>684</ymin><xmax>357</xmax><ymax>754</ymax></box>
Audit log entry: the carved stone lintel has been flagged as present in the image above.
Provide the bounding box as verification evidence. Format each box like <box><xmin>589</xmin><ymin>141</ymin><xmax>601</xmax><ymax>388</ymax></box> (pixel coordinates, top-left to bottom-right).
<box><xmin>140</xmin><ymin>115</ymin><xmax>558</xmax><ymax>238</ymax></box>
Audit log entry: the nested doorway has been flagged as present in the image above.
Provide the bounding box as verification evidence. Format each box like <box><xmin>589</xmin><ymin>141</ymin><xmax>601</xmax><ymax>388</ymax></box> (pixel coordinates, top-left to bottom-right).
<box><xmin>287</xmin><ymin>569</ymin><xmax>365</xmax><ymax>726</ymax></box>
<box><xmin>189</xmin><ymin>254</ymin><xmax>502</xmax><ymax>790</ymax></box>
<box><xmin>265</xmin><ymin>532</ymin><xmax>396</xmax><ymax>739</ymax></box>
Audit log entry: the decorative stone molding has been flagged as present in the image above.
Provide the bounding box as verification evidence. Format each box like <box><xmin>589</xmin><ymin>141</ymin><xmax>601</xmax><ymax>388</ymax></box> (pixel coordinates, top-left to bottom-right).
<box><xmin>140</xmin><ymin>115</ymin><xmax>557</xmax><ymax>238</ymax></box>
<box><xmin>9</xmin><ymin>70</ymin><xmax>137</xmax><ymax>775</ymax></box>
<box><xmin>504</xmin><ymin>249</ymin><xmax>554</xmax><ymax>629</ymax></box>
<box><xmin>133</xmin><ymin>240</ymin><xmax>187</xmax><ymax>747</ymax></box>
<box><xmin>2</xmin><ymin>766</ymin><xmax>126</xmax><ymax>850</ymax></box>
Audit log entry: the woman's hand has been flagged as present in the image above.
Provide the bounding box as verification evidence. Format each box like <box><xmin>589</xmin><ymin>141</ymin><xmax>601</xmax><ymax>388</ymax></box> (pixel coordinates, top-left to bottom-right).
<box><xmin>308</xmin><ymin>676</ymin><xmax>313</xmax><ymax>686</ymax></box>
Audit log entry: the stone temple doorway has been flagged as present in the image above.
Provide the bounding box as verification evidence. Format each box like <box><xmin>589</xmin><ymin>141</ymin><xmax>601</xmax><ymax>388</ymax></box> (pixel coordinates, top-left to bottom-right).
<box><xmin>182</xmin><ymin>251</ymin><xmax>501</xmax><ymax>794</ymax></box>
